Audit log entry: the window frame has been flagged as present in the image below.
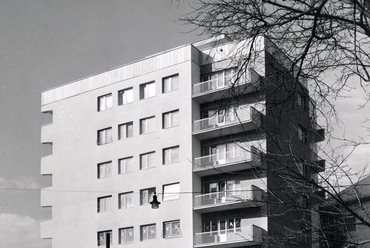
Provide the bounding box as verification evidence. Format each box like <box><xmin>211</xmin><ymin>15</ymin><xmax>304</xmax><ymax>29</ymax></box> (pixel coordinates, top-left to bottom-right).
<box><xmin>97</xmin><ymin>93</ymin><xmax>112</xmax><ymax>112</ymax></box>
<box><xmin>118</xmin><ymin>87</ymin><xmax>133</xmax><ymax>105</ymax></box>
<box><xmin>162</xmin><ymin>110</ymin><xmax>179</xmax><ymax>129</ymax></box>
<box><xmin>298</xmin><ymin>125</ymin><xmax>307</xmax><ymax>143</ymax></box>
<box><xmin>140</xmin><ymin>224</ymin><xmax>156</xmax><ymax>241</ymax></box>
<box><xmin>162</xmin><ymin>183</ymin><xmax>180</xmax><ymax>201</ymax></box>
<box><xmin>119</xmin><ymin>227</ymin><xmax>134</xmax><ymax>244</ymax></box>
<box><xmin>163</xmin><ymin>146</ymin><xmax>179</xmax><ymax>165</ymax></box>
<box><xmin>119</xmin><ymin>156</ymin><xmax>134</xmax><ymax>174</ymax></box>
<box><xmin>140</xmin><ymin>81</ymin><xmax>156</xmax><ymax>100</ymax></box>
<box><xmin>163</xmin><ymin>220</ymin><xmax>181</xmax><ymax>239</ymax></box>
<box><xmin>119</xmin><ymin>191</ymin><xmax>134</xmax><ymax>209</ymax></box>
<box><xmin>97</xmin><ymin>127</ymin><xmax>113</xmax><ymax>145</ymax></box>
<box><xmin>140</xmin><ymin>187</ymin><xmax>156</xmax><ymax>206</ymax></box>
<box><xmin>140</xmin><ymin>151</ymin><xmax>156</xmax><ymax>170</ymax></box>
<box><xmin>97</xmin><ymin>195</ymin><xmax>112</xmax><ymax>213</ymax></box>
<box><xmin>97</xmin><ymin>230</ymin><xmax>112</xmax><ymax>246</ymax></box>
<box><xmin>140</xmin><ymin>116</ymin><xmax>155</xmax><ymax>134</ymax></box>
<box><xmin>118</xmin><ymin>122</ymin><xmax>133</xmax><ymax>140</ymax></box>
<box><xmin>162</xmin><ymin>74</ymin><xmax>179</xmax><ymax>93</ymax></box>
<box><xmin>97</xmin><ymin>161</ymin><xmax>112</xmax><ymax>179</ymax></box>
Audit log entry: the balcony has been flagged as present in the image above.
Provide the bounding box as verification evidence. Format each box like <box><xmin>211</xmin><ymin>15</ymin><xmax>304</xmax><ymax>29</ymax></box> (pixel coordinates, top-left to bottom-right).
<box><xmin>310</xmin><ymin>125</ymin><xmax>325</xmax><ymax>143</ymax></box>
<box><xmin>192</xmin><ymin>69</ymin><xmax>261</xmax><ymax>103</ymax></box>
<box><xmin>313</xmin><ymin>159</ymin><xmax>325</xmax><ymax>173</ymax></box>
<box><xmin>194</xmin><ymin>185</ymin><xmax>263</xmax><ymax>213</ymax></box>
<box><xmin>194</xmin><ymin>225</ymin><xmax>263</xmax><ymax>248</ymax></box>
<box><xmin>193</xmin><ymin>147</ymin><xmax>261</xmax><ymax>176</ymax></box>
<box><xmin>193</xmin><ymin>107</ymin><xmax>262</xmax><ymax>140</ymax></box>
<box><xmin>40</xmin><ymin>219</ymin><xmax>53</xmax><ymax>239</ymax></box>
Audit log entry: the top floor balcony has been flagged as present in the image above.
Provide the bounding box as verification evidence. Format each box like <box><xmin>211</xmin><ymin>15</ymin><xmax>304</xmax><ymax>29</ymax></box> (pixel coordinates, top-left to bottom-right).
<box><xmin>193</xmin><ymin>106</ymin><xmax>262</xmax><ymax>140</ymax></box>
<box><xmin>192</xmin><ymin>69</ymin><xmax>261</xmax><ymax>103</ymax></box>
<box><xmin>193</xmin><ymin>225</ymin><xmax>263</xmax><ymax>248</ymax></box>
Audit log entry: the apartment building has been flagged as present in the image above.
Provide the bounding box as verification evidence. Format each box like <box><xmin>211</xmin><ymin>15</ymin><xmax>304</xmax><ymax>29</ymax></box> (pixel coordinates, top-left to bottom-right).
<box><xmin>40</xmin><ymin>35</ymin><xmax>325</xmax><ymax>247</ymax></box>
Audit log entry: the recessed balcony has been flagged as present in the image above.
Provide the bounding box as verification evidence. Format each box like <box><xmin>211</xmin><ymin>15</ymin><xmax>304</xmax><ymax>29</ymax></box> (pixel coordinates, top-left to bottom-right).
<box><xmin>194</xmin><ymin>185</ymin><xmax>263</xmax><ymax>213</ymax></box>
<box><xmin>192</xmin><ymin>69</ymin><xmax>261</xmax><ymax>103</ymax></box>
<box><xmin>193</xmin><ymin>147</ymin><xmax>261</xmax><ymax>176</ymax></box>
<box><xmin>193</xmin><ymin>225</ymin><xmax>263</xmax><ymax>248</ymax></box>
<box><xmin>313</xmin><ymin>158</ymin><xmax>325</xmax><ymax>172</ymax></box>
<box><xmin>193</xmin><ymin>107</ymin><xmax>262</xmax><ymax>140</ymax></box>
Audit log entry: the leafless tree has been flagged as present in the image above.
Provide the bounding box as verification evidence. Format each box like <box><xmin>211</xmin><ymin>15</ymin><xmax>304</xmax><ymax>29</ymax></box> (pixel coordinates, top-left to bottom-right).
<box><xmin>183</xmin><ymin>1</ymin><xmax>370</xmax><ymax>247</ymax></box>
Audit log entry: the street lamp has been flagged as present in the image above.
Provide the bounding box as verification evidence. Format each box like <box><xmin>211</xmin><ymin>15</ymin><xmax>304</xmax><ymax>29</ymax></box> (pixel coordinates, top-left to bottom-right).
<box><xmin>150</xmin><ymin>192</ymin><xmax>161</xmax><ymax>209</ymax></box>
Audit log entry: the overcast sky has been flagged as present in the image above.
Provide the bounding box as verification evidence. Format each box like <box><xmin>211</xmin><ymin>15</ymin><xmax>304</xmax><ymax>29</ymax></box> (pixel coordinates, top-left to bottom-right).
<box><xmin>0</xmin><ymin>1</ymin><xmax>369</xmax><ymax>248</ymax></box>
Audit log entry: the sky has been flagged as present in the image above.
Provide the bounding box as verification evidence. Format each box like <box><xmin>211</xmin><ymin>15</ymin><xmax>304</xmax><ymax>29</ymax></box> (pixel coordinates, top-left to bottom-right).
<box><xmin>0</xmin><ymin>1</ymin><xmax>369</xmax><ymax>248</ymax></box>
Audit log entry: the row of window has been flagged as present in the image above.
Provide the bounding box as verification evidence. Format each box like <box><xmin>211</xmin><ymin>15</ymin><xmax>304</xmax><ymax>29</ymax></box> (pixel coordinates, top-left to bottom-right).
<box><xmin>97</xmin><ymin>183</ymin><xmax>180</xmax><ymax>212</ymax></box>
<box><xmin>97</xmin><ymin>110</ymin><xmax>179</xmax><ymax>145</ymax></box>
<box><xmin>97</xmin><ymin>74</ymin><xmax>179</xmax><ymax>112</ymax></box>
<box><xmin>98</xmin><ymin>146</ymin><xmax>179</xmax><ymax>178</ymax></box>
<box><xmin>98</xmin><ymin>220</ymin><xmax>181</xmax><ymax>246</ymax></box>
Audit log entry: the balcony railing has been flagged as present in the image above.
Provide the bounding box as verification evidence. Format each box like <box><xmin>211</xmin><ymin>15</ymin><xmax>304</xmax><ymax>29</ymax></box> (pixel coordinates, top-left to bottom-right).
<box><xmin>193</xmin><ymin>106</ymin><xmax>259</xmax><ymax>133</ymax></box>
<box><xmin>194</xmin><ymin>185</ymin><xmax>263</xmax><ymax>209</ymax></box>
<box><xmin>193</xmin><ymin>72</ymin><xmax>250</xmax><ymax>96</ymax></box>
<box><xmin>193</xmin><ymin>146</ymin><xmax>259</xmax><ymax>171</ymax></box>
<box><xmin>194</xmin><ymin>225</ymin><xmax>262</xmax><ymax>246</ymax></box>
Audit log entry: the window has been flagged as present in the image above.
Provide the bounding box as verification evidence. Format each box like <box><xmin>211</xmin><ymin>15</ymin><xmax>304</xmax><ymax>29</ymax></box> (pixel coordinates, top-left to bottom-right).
<box><xmin>119</xmin><ymin>157</ymin><xmax>134</xmax><ymax>174</ymax></box>
<box><xmin>163</xmin><ymin>183</ymin><xmax>180</xmax><ymax>201</ymax></box>
<box><xmin>119</xmin><ymin>192</ymin><xmax>134</xmax><ymax>209</ymax></box>
<box><xmin>203</xmin><ymin>218</ymin><xmax>241</xmax><ymax>235</ymax></box>
<box><xmin>297</xmin><ymin>92</ymin><xmax>307</xmax><ymax>109</ymax></box>
<box><xmin>163</xmin><ymin>110</ymin><xmax>179</xmax><ymax>129</ymax></box>
<box><xmin>140</xmin><ymin>81</ymin><xmax>156</xmax><ymax>99</ymax></box>
<box><xmin>119</xmin><ymin>227</ymin><xmax>134</xmax><ymax>244</ymax></box>
<box><xmin>163</xmin><ymin>146</ymin><xmax>179</xmax><ymax>164</ymax></box>
<box><xmin>163</xmin><ymin>74</ymin><xmax>179</xmax><ymax>93</ymax></box>
<box><xmin>118</xmin><ymin>87</ymin><xmax>133</xmax><ymax>105</ymax></box>
<box><xmin>163</xmin><ymin>220</ymin><xmax>181</xmax><ymax>238</ymax></box>
<box><xmin>97</xmin><ymin>196</ymin><xmax>112</xmax><ymax>212</ymax></box>
<box><xmin>97</xmin><ymin>161</ymin><xmax>112</xmax><ymax>179</ymax></box>
<box><xmin>97</xmin><ymin>127</ymin><xmax>112</xmax><ymax>145</ymax></box>
<box><xmin>300</xmin><ymin>195</ymin><xmax>308</xmax><ymax>208</ymax></box>
<box><xmin>297</xmin><ymin>161</ymin><xmax>307</xmax><ymax>177</ymax></box>
<box><xmin>97</xmin><ymin>230</ymin><xmax>112</xmax><ymax>246</ymax></box>
<box><xmin>140</xmin><ymin>116</ymin><xmax>155</xmax><ymax>134</ymax></box>
<box><xmin>344</xmin><ymin>216</ymin><xmax>356</xmax><ymax>231</ymax></box>
<box><xmin>140</xmin><ymin>224</ymin><xmax>156</xmax><ymax>241</ymax></box>
<box><xmin>298</xmin><ymin>126</ymin><xmax>307</xmax><ymax>143</ymax></box>
<box><xmin>119</xmin><ymin>122</ymin><xmax>133</xmax><ymax>139</ymax></box>
<box><xmin>140</xmin><ymin>187</ymin><xmax>156</xmax><ymax>205</ymax></box>
<box><xmin>98</xmin><ymin>94</ymin><xmax>112</xmax><ymax>112</ymax></box>
<box><xmin>140</xmin><ymin>152</ymin><xmax>155</xmax><ymax>169</ymax></box>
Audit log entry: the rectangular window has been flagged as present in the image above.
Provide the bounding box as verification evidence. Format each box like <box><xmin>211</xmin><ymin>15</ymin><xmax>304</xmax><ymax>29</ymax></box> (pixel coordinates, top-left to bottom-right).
<box><xmin>163</xmin><ymin>220</ymin><xmax>181</xmax><ymax>238</ymax></box>
<box><xmin>140</xmin><ymin>224</ymin><xmax>156</xmax><ymax>241</ymax></box>
<box><xmin>298</xmin><ymin>126</ymin><xmax>307</xmax><ymax>143</ymax></box>
<box><xmin>119</xmin><ymin>157</ymin><xmax>134</xmax><ymax>174</ymax></box>
<box><xmin>98</xmin><ymin>94</ymin><xmax>112</xmax><ymax>112</ymax></box>
<box><xmin>97</xmin><ymin>230</ymin><xmax>112</xmax><ymax>246</ymax></box>
<box><xmin>140</xmin><ymin>187</ymin><xmax>156</xmax><ymax>205</ymax></box>
<box><xmin>140</xmin><ymin>81</ymin><xmax>156</xmax><ymax>99</ymax></box>
<box><xmin>119</xmin><ymin>227</ymin><xmax>134</xmax><ymax>244</ymax></box>
<box><xmin>97</xmin><ymin>127</ymin><xmax>113</xmax><ymax>145</ymax></box>
<box><xmin>300</xmin><ymin>195</ymin><xmax>308</xmax><ymax>208</ymax></box>
<box><xmin>97</xmin><ymin>161</ymin><xmax>112</xmax><ymax>179</ymax></box>
<box><xmin>163</xmin><ymin>146</ymin><xmax>179</xmax><ymax>164</ymax></box>
<box><xmin>140</xmin><ymin>116</ymin><xmax>155</xmax><ymax>134</ymax></box>
<box><xmin>163</xmin><ymin>183</ymin><xmax>180</xmax><ymax>201</ymax></box>
<box><xmin>163</xmin><ymin>74</ymin><xmax>179</xmax><ymax>93</ymax></box>
<box><xmin>119</xmin><ymin>192</ymin><xmax>134</xmax><ymax>209</ymax></box>
<box><xmin>118</xmin><ymin>87</ymin><xmax>133</xmax><ymax>105</ymax></box>
<box><xmin>119</xmin><ymin>122</ymin><xmax>133</xmax><ymax>139</ymax></box>
<box><xmin>140</xmin><ymin>152</ymin><xmax>156</xmax><ymax>169</ymax></box>
<box><xmin>163</xmin><ymin>110</ymin><xmax>179</xmax><ymax>129</ymax></box>
<box><xmin>97</xmin><ymin>196</ymin><xmax>112</xmax><ymax>212</ymax></box>
<box><xmin>297</xmin><ymin>92</ymin><xmax>307</xmax><ymax>109</ymax></box>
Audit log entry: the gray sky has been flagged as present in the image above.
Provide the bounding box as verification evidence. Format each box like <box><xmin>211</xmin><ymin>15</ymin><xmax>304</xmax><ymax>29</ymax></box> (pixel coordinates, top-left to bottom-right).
<box><xmin>0</xmin><ymin>1</ymin><xmax>369</xmax><ymax>248</ymax></box>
